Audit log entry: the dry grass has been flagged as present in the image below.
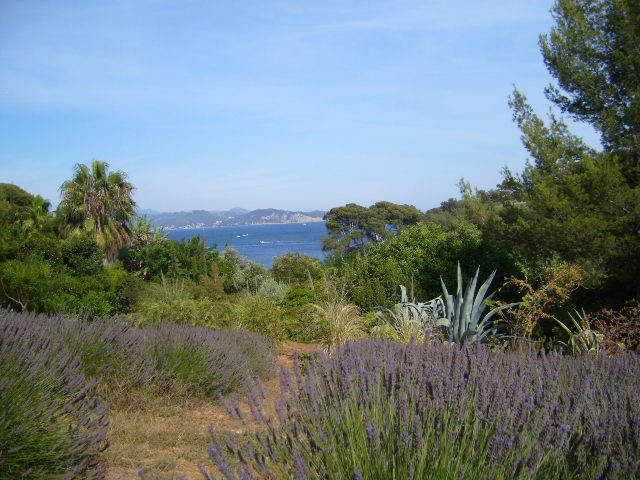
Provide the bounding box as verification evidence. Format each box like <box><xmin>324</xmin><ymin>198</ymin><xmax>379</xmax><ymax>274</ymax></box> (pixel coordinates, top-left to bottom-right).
<box><xmin>104</xmin><ymin>341</ymin><xmax>322</xmax><ymax>479</ymax></box>
<box><xmin>105</xmin><ymin>404</ymin><xmax>215</xmax><ymax>479</ymax></box>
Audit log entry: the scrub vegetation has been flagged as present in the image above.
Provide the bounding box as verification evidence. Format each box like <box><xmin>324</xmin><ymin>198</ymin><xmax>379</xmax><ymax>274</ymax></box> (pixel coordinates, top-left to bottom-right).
<box><xmin>1</xmin><ymin>0</ymin><xmax>639</xmax><ymax>478</ymax></box>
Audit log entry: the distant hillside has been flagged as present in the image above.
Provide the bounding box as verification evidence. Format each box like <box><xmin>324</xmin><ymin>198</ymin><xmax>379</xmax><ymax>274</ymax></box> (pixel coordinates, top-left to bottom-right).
<box><xmin>144</xmin><ymin>208</ymin><xmax>325</xmax><ymax>229</ymax></box>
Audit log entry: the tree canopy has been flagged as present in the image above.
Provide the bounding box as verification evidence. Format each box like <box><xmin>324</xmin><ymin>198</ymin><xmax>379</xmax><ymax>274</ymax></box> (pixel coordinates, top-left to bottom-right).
<box><xmin>58</xmin><ymin>160</ymin><xmax>136</xmax><ymax>264</ymax></box>
<box><xmin>323</xmin><ymin>201</ymin><xmax>422</xmax><ymax>257</ymax></box>
<box><xmin>499</xmin><ymin>0</ymin><xmax>640</xmax><ymax>304</ymax></box>
<box><xmin>540</xmin><ymin>0</ymin><xmax>640</xmax><ymax>185</ymax></box>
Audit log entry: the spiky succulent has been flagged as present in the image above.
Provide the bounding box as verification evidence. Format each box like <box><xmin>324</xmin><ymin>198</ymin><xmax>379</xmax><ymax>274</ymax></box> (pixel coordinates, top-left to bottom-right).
<box><xmin>554</xmin><ymin>309</ymin><xmax>605</xmax><ymax>355</ymax></box>
<box><xmin>437</xmin><ymin>264</ymin><xmax>519</xmax><ymax>344</ymax></box>
<box><xmin>373</xmin><ymin>285</ymin><xmax>446</xmax><ymax>341</ymax></box>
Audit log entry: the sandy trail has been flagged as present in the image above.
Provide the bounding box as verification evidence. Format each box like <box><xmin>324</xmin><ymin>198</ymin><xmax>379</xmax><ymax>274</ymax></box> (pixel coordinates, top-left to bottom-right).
<box><xmin>105</xmin><ymin>341</ymin><xmax>322</xmax><ymax>480</ymax></box>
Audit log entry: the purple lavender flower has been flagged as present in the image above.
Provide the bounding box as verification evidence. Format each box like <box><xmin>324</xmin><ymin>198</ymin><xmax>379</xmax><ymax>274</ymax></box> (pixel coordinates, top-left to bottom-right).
<box><xmin>353</xmin><ymin>466</ymin><xmax>363</xmax><ymax>480</ymax></box>
<box><xmin>203</xmin><ymin>337</ymin><xmax>640</xmax><ymax>479</ymax></box>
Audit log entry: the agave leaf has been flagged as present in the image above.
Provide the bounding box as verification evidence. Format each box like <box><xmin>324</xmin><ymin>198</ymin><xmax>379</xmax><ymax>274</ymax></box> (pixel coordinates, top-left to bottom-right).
<box><xmin>461</xmin><ymin>267</ymin><xmax>480</xmax><ymax>331</ymax></box>
<box><xmin>375</xmin><ymin>309</ymin><xmax>393</xmax><ymax>324</ymax></box>
<box><xmin>477</xmin><ymin>302</ymin><xmax>521</xmax><ymax>332</ymax></box>
<box><xmin>456</xmin><ymin>263</ymin><xmax>463</xmax><ymax>305</ymax></box>
<box><xmin>553</xmin><ymin>317</ymin><xmax>573</xmax><ymax>336</ymax></box>
<box><xmin>473</xmin><ymin>290</ymin><xmax>498</xmax><ymax>330</ymax></box>
<box><xmin>408</xmin><ymin>304</ymin><xmax>423</xmax><ymax>322</ymax></box>
<box><xmin>440</xmin><ymin>277</ymin><xmax>450</xmax><ymax>297</ymax></box>
<box><xmin>454</xmin><ymin>294</ymin><xmax>465</xmax><ymax>341</ymax></box>
<box><xmin>437</xmin><ymin>266</ymin><xmax>520</xmax><ymax>344</ymax></box>
<box><xmin>473</xmin><ymin>270</ymin><xmax>496</xmax><ymax>310</ymax></box>
<box><xmin>567</xmin><ymin>309</ymin><xmax>585</xmax><ymax>330</ymax></box>
<box><xmin>473</xmin><ymin>290</ymin><xmax>496</xmax><ymax>328</ymax></box>
<box><xmin>471</xmin><ymin>270</ymin><xmax>497</xmax><ymax>326</ymax></box>
<box><xmin>440</xmin><ymin>278</ymin><xmax>454</xmax><ymax>322</ymax></box>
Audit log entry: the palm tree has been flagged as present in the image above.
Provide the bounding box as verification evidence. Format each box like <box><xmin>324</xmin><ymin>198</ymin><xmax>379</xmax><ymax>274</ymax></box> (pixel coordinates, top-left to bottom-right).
<box><xmin>58</xmin><ymin>160</ymin><xmax>136</xmax><ymax>264</ymax></box>
<box><xmin>17</xmin><ymin>195</ymin><xmax>52</xmax><ymax>236</ymax></box>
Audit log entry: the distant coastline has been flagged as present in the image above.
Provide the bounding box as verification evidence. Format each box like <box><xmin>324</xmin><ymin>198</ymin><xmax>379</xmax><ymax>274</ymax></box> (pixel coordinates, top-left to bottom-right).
<box><xmin>163</xmin><ymin>219</ymin><xmax>325</xmax><ymax>231</ymax></box>
<box><xmin>145</xmin><ymin>208</ymin><xmax>326</xmax><ymax>231</ymax></box>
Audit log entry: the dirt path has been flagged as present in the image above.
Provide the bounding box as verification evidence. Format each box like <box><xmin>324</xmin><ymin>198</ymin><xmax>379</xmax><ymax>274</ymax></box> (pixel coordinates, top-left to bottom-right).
<box><xmin>105</xmin><ymin>341</ymin><xmax>322</xmax><ymax>480</ymax></box>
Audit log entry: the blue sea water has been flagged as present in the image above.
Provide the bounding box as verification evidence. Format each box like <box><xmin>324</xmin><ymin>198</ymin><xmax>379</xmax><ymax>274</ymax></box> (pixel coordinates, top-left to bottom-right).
<box><xmin>166</xmin><ymin>221</ymin><xmax>327</xmax><ymax>268</ymax></box>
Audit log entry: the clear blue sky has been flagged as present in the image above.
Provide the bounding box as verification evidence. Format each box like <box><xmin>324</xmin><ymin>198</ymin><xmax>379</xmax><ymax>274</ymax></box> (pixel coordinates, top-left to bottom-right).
<box><xmin>0</xmin><ymin>0</ymin><xmax>598</xmax><ymax>212</ymax></box>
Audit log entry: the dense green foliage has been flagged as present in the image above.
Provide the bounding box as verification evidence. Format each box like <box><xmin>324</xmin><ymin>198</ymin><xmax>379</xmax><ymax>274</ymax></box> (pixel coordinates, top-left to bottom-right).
<box><xmin>336</xmin><ymin>222</ymin><xmax>483</xmax><ymax>310</ymax></box>
<box><xmin>122</xmin><ymin>232</ymin><xmax>219</xmax><ymax>282</ymax></box>
<box><xmin>58</xmin><ymin>160</ymin><xmax>136</xmax><ymax>264</ymax></box>
<box><xmin>323</xmin><ymin>201</ymin><xmax>422</xmax><ymax>256</ymax></box>
<box><xmin>500</xmin><ymin>90</ymin><xmax>638</xmax><ymax>305</ymax></box>
<box><xmin>540</xmin><ymin>0</ymin><xmax>640</xmax><ymax>183</ymax></box>
<box><xmin>504</xmin><ymin>0</ymin><xmax>639</xmax><ymax>302</ymax></box>
<box><xmin>271</xmin><ymin>253</ymin><xmax>323</xmax><ymax>285</ymax></box>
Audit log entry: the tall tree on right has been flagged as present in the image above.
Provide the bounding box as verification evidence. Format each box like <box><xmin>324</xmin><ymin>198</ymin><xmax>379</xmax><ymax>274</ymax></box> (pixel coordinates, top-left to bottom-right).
<box><xmin>540</xmin><ymin>0</ymin><xmax>640</xmax><ymax>185</ymax></box>
<box><xmin>500</xmin><ymin>0</ymin><xmax>639</xmax><ymax>305</ymax></box>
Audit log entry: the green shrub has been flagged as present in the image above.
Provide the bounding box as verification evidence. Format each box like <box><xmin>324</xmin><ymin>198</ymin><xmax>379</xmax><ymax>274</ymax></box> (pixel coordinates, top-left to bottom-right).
<box><xmin>220</xmin><ymin>247</ymin><xmax>269</xmax><ymax>294</ymax></box>
<box><xmin>135</xmin><ymin>276</ymin><xmax>218</xmax><ymax>327</ymax></box>
<box><xmin>256</xmin><ymin>277</ymin><xmax>290</xmax><ymax>302</ymax></box>
<box><xmin>122</xmin><ymin>234</ymin><xmax>219</xmax><ymax>282</ymax></box>
<box><xmin>60</xmin><ymin>234</ymin><xmax>104</xmax><ymax>276</ymax></box>
<box><xmin>279</xmin><ymin>284</ymin><xmax>328</xmax><ymax>342</ymax></box>
<box><xmin>282</xmin><ymin>305</ymin><xmax>328</xmax><ymax>343</ymax></box>
<box><xmin>0</xmin><ymin>257</ymin><xmax>53</xmax><ymax>312</ymax></box>
<box><xmin>280</xmin><ymin>284</ymin><xmax>316</xmax><ymax>309</ymax></box>
<box><xmin>229</xmin><ymin>294</ymin><xmax>288</xmax><ymax>339</ymax></box>
<box><xmin>338</xmin><ymin>222</ymin><xmax>483</xmax><ymax>310</ymax></box>
<box><xmin>271</xmin><ymin>253</ymin><xmax>323</xmax><ymax>285</ymax></box>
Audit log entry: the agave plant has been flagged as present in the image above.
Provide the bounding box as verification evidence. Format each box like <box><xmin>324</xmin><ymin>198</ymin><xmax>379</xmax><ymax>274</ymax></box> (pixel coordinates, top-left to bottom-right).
<box><xmin>553</xmin><ymin>309</ymin><xmax>605</xmax><ymax>355</ymax></box>
<box><xmin>373</xmin><ymin>285</ymin><xmax>445</xmax><ymax>342</ymax></box>
<box><xmin>375</xmin><ymin>285</ymin><xmax>445</xmax><ymax>326</ymax></box>
<box><xmin>437</xmin><ymin>264</ymin><xmax>519</xmax><ymax>344</ymax></box>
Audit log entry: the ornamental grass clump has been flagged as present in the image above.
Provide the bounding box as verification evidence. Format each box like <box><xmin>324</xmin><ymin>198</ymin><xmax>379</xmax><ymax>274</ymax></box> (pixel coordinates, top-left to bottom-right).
<box><xmin>205</xmin><ymin>339</ymin><xmax>639</xmax><ymax>479</ymax></box>
<box><xmin>0</xmin><ymin>313</ymin><xmax>109</xmax><ymax>479</ymax></box>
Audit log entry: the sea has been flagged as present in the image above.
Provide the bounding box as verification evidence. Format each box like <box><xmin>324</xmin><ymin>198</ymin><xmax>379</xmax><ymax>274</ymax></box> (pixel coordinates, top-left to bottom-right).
<box><xmin>166</xmin><ymin>221</ymin><xmax>327</xmax><ymax>268</ymax></box>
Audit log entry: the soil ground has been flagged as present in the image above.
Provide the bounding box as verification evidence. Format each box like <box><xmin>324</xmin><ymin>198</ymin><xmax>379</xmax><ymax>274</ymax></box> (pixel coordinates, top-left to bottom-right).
<box><xmin>104</xmin><ymin>341</ymin><xmax>322</xmax><ymax>480</ymax></box>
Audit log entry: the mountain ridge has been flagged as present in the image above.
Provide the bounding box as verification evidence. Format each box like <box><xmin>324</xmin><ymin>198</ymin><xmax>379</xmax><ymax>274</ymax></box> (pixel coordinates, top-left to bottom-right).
<box><xmin>143</xmin><ymin>208</ymin><xmax>325</xmax><ymax>230</ymax></box>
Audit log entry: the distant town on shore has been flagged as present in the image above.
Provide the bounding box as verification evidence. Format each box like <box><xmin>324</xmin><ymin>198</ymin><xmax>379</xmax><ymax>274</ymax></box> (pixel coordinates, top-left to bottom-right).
<box><xmin>140</xmin><ymin>208</ymin><xmax>326</xmax><ymax>230</ymax></box>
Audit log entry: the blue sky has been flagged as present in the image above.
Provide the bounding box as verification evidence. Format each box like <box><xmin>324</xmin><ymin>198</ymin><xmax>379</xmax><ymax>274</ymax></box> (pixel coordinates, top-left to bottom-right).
<box><xmin>0</xmin><ymin>0</ymin><xmax>598</xmax><ymax>212</ymax></box>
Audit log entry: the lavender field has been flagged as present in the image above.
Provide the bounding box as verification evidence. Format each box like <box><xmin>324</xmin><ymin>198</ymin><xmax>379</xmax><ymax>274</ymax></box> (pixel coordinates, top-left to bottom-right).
<box><xmin>0</xmin><ymin>310</ymin><xmax>276</xmax><ymax>478</ymax></box>
<box><xmin>2</xmin><ymin>308</ymin><xmax>639</xmax><ymax>479</ymax></box>
<box><xmin>205</xmin><ymin>339</ymin><xmax>640</xmax><ymax>480</ymax></box>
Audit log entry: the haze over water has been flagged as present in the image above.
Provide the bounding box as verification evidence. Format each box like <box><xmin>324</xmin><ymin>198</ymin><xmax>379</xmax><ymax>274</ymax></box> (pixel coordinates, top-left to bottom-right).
<box><xmin>166</xmin><ymin>222</ymin><xmax>327</xmax><ymax>268</ymax></box>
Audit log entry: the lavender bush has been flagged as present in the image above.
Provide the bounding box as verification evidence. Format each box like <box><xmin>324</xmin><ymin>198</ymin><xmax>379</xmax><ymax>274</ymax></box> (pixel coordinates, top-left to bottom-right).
<box><xmin>0</xmin><ymin>313</ymin><xmax>109</xmax><ymax>479</ymax></box>
<box><xmin>142</xmin><ymin>323</ymin><xmax>276</xmax><ymax>398</ymax></box>
<box><xmin>207</xmin><ymin>339</ymin><xmax>639</xmax><ymax>479</ymax></box>
<box><xmin>18</xmin><ymin>310</ymin><xmax>147</xmax><ymax>381</ymax></box>
<box><xmin>0</xmin><ymin>309</ymin><xmax>276</xmax><ymax>404</ymax></box>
